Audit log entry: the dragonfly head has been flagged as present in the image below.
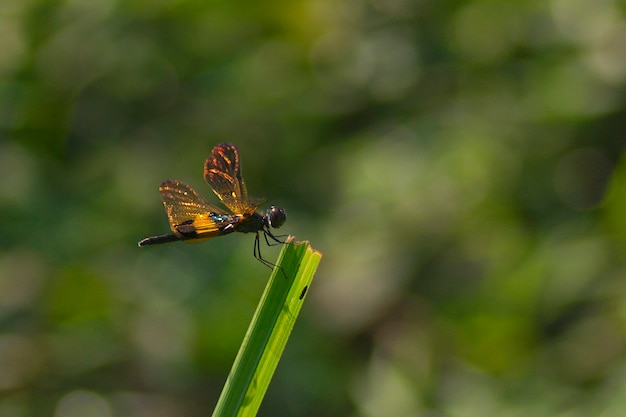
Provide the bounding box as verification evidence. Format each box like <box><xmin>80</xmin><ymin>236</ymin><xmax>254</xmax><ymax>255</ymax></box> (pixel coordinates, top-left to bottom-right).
<box><xmin>265</xmin><ymin>206</ymin><xmax>286</xmax><ymax>229</ymax></box>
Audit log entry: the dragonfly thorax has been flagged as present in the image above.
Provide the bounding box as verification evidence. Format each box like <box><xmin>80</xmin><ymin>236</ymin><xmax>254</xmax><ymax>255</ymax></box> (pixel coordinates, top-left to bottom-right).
<box><xmin>234</xmin><ymin>212</ymin><xmax>265</xmax><ymax>234</ymax></box>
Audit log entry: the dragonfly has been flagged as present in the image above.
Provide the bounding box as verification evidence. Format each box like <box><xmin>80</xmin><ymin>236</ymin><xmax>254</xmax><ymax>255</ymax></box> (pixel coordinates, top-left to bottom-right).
<box><xmin>138</xmin><ymin>143</ymin><xmax>287</xmax><ymax>269</ymax></box>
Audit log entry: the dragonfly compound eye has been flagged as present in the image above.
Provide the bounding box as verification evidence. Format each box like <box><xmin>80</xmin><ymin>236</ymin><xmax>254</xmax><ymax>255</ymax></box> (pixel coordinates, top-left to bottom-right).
<box><xmin>267</xmin><ymin>206</ymin><xmax>286</xmax><ymax>229</ymax></box>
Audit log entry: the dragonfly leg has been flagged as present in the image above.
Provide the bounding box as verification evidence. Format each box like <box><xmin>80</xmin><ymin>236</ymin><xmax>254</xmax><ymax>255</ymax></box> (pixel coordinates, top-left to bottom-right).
<box><xmin>253</xmin><ymin>232</ymin><xmax>287</xmax><ymax>277</ymax></box>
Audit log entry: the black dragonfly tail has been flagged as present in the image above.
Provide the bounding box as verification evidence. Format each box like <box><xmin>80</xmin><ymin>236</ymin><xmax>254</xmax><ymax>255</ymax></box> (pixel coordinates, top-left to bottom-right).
<box><xmin>138</xmin><ymin>233</ymin><xmax>180</xmax><ymax>247</ymax></box>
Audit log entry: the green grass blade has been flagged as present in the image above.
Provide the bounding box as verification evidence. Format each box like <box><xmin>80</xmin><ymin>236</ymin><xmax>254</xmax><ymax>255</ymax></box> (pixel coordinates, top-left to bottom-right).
<box><xmin>211</xmin><ymin>236</ymin><xmax>323</xmax><ymax>417</ymax></box>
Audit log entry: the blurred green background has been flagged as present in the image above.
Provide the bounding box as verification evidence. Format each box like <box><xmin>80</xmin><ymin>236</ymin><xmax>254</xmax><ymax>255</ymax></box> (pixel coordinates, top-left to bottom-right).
<box><xmin>1</xmin><ymin>0</ymin><xmax>626</xmax><ymax>416</ymax></box>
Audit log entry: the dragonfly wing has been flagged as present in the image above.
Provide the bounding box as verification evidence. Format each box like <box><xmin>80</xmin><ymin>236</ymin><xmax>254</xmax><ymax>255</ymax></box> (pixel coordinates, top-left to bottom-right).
<box><xmin>159</xmin><ymin>180</ymin><xmax>229</xmax><ymax>238</ymax></box>
<box><xmin>203</xmin><ymin>143</ymin><xmax>260</xmax><ymax>215</ymax></box>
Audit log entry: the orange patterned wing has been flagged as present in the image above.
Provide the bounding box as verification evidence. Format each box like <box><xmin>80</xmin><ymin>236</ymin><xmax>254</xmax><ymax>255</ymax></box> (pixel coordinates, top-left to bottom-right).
<box><xmin>159</xmin><ymin>179</ymin><xmax>234</xmax><ymax>239</ymax></box>
<box><xmin>203</xmin><ymin>143</ymin><xmax>263</xmax><ymax>215</ymax></box>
